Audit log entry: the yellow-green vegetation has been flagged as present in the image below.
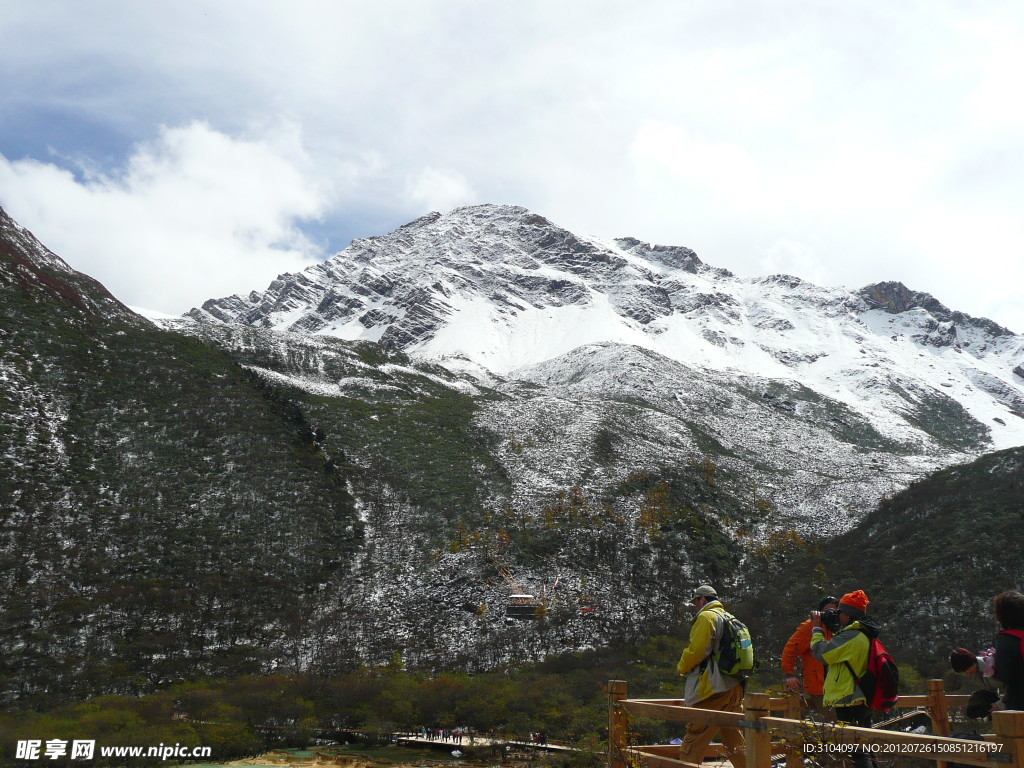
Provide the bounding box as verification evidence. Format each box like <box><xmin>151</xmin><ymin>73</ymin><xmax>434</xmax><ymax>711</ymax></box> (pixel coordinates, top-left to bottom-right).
<box><xmin>0</xmin><ymin>644</ymin><xmax>675</xmax><ymax>766</ymax></box>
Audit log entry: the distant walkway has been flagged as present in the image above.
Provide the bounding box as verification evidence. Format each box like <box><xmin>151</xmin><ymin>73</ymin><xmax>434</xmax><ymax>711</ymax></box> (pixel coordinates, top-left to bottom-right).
<box><xmin>396</xmin><ymin>734</ymin><xmax>577</xmax><ymax>753</ymax></box>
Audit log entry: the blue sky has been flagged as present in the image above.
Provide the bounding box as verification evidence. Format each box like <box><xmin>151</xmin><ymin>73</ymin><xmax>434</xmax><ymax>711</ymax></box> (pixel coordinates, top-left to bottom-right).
<box><xmin>2</xmin><ymin>1</ymin><xmax>1024</xmax><ymax>333</ymax></box>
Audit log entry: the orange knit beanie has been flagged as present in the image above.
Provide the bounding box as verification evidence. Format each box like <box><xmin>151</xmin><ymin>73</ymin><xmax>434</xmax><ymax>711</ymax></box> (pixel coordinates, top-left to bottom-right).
<box><xmin>839</xmin><ymin>589</ymin><xmax>869</xmax><ymax>618</ymax></box>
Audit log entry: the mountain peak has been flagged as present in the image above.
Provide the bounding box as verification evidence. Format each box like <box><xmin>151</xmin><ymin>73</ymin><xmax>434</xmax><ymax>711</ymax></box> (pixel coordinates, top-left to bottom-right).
<box><xmin>613</xmin><ymin>237</ymin><xmax>708</xmax><ymax>274</ymax></box>
<box><xmin>186</xmin><ymin>204</ymin><xmax>1024</xmax><ymax>451</ymax></box>
<box><xmin>1</xmin><ymin>206</ymin><xmax>79</xmax><ymax>280</ymax></box>
<box><xmin>859</xmin><ymin>281</ymin><xmax>942</xmax><ymax>315</ymax></box>
<box><xmin>860</xmin><ymin>280</ymin><xmax>1014</xmax><ymax>338</ymax></box>
<box><xmin>451</xmin><ymin>202</ymin><xmax>534</xmax><ymax>218</ymax></box>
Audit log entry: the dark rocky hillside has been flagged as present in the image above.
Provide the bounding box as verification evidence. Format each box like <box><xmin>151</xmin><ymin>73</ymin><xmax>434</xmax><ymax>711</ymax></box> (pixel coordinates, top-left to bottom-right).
<box><xmin>156</xmin><ymin>323</ymin><xmax>766</xmax><ymax>676</ymax></box>
<box><xmin>824</xmin><ymin>446</ymin><xmax>1024</xmax><ymax>670</ymax></box>
<box><xmin>743</xmin><ymin>446</ymin><xmax>1024</xmax><ymax>679</ymax></box>
<box><xmin>0</xmin><ymin>209</ymin><xmax>364</xmax><ymax>703</ymax></box>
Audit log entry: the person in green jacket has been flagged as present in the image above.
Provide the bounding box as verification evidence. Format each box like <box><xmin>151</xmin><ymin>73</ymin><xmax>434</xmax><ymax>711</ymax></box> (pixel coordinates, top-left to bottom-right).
<box><xmin>676</xmin><ymin>585</ymin><xmax>747</xmax><ymax>768</ymax></box>
<box><xmin>810</xmin><ymin>589</ymin><xmax>876</xmax><ymax>768</ymax></box>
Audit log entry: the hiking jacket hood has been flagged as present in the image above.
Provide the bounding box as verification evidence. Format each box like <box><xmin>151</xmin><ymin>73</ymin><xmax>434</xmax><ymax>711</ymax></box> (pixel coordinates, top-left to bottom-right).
<box><xmin>811</xmin><ymin>618</ymin><xmax>878</xmax><ymax>707</ymax></box>
<box><xmin>677</xmin><ymin>600</ymin><xmax>745</xmax><ymax>705</ymax></box>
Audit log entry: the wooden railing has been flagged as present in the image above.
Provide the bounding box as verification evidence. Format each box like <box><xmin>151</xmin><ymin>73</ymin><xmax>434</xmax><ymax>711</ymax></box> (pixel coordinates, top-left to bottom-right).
<box><xmin>608</xmin><ymin>679</ymin><xmax>1024</xmax><ymax>768</ymax></box>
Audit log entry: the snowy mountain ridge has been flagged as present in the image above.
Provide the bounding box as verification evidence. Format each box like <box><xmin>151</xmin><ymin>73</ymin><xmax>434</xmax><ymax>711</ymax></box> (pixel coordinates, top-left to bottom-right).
<box><xmin>4</xmin><ymin>200</ymin><xmax>1023</xmax><ymax>691</ymax></box>
<box><xmin>189</xmin><ymin>204</ymin><xmax>1024</xmax><ymax>453</ymax></box>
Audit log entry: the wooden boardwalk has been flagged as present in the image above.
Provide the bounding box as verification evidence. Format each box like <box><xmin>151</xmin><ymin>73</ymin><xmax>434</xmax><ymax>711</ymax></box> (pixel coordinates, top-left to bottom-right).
<box><xmin>609</xmin><ymin>679</ymin><xmax>1024</xmax><ymax>768</ymax></box>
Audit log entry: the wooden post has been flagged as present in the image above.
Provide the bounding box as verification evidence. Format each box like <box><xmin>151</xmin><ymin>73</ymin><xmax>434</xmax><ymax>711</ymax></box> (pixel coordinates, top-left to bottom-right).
<box><xmin>744</xmin><ymin>692</ymin><xmax>772</xmax><ymax>768</ymax></box>
<box><xmin>609</xmin><ymin>680</ymin><xmax>630</xmax><ymax>768</ymax></box>
<box><xmin>926</xmin><ymin>679</ymin><xmax>951</xmax><ymax>768</ymax></box>
<box><xmin>784</xmin><ymin>694</ymin><xmax>803</xmax><ymax>768</ymax></box>
<box><xmin>992</xmin><ymin>710</ymin><xmax>1024</xmax><ymax>768</ymax></box>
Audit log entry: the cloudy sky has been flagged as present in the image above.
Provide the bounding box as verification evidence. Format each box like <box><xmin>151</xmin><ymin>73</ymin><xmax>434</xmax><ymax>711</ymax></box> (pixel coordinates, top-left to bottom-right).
<box><xmin>1</xmin><ymin>1</ymin><xmax>1023</xmax><ymax>331</ymax></box>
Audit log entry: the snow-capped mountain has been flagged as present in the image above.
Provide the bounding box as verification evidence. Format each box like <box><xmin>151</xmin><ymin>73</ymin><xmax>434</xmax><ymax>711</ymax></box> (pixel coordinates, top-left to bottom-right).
<box><xmin>4</xmin><ymin>200</ymin><xmax>1021</xmax><ymax>696</ymax></box>
<box><xmin>190</xmin><ymin>203</ymin><xmax>1024</xmax><ymax>457</ymax></box>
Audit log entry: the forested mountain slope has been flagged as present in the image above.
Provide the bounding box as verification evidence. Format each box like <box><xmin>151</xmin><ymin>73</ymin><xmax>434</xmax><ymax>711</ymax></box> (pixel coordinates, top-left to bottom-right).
<box><xmin>1</xmin><ymin>208</ymin><xmax>363</xmax><ymax>702</ymax></box>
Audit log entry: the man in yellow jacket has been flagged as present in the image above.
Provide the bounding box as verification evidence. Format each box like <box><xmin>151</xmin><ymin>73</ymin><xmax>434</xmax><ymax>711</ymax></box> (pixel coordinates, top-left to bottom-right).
<box><xmin>810</xmin><ymin>589</ymin><xmax>876</xmax><ymax>768</ymax></box>
<box><xmin>676</xmin><ymin>585</ymin><xmax>747</xmax><ymax>768</ymax></box>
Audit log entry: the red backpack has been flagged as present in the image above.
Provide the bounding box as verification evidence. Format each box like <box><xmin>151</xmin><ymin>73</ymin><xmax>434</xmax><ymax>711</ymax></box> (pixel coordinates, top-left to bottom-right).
<box><xmin>1000</xmin><ymin>628</ymin><xmax>1024</xmax><ymax>654</ymax></box>
<box><xmin>844</xmin><ymin>632</ymin><xmax>900</xmax><ymax>711</ymax></box>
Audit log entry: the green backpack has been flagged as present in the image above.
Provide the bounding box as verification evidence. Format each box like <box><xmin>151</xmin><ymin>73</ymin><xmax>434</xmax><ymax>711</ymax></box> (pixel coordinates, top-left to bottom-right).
<box><xmin>713</xmin><ymin>608</ymin><xmax>755</xmax><ymax>677</ymax></box>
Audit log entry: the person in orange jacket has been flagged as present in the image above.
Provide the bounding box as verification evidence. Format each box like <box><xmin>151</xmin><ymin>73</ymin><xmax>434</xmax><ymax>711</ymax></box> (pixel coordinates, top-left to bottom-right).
<box><xmin>781</xmin><ymin>595</ymin><xmax>838</xmax><ymax>712</ymax></box>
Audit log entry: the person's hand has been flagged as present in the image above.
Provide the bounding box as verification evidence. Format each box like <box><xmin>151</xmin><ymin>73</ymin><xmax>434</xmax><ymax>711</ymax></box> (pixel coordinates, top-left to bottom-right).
<box><xmin>810</xmin><ymin>610</ymin><xmax>823</xmax><ymax>629</ymax></box>
<box><xmin>784</xmin><ymin>676</ymin><xmax>802</xmax><ymax>693</ymax></box>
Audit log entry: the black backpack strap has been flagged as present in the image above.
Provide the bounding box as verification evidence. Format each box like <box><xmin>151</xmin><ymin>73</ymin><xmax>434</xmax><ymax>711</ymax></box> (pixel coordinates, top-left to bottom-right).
<box><xmin>842</xmin><ymin>659</ymin><xmax>859</xmax><ymax>681</ymax></box>
<box><xmin>842</xmin><ymin>628</ymin><xmax>869</xmax><ymax>680</ymax></box>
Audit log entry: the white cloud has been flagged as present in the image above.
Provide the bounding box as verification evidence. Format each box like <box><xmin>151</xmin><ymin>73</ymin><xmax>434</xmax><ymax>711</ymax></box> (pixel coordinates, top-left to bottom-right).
<box><xmin>403</xmin><ymin>167</ymin><xmax>476</xmax><ymax>213</ymax></box>
<box><xmin>955</xmin><ymin>18</ymin><xmax>1024</xmax><ymax>132</ymax></box>
<box><xmin>757</xmin><ymin>240</ymin><xmax>829</xmax><ymax>285</ymax></box>
<box><xmin>895</xmin><ymin>206</ymin><xmax>1024</xmax><ymax>328</ymax></box>
<box><xmin>1</xmin><ymin>1</ymin><xmax>1024</xmax><ymax>331</ymax></box>
<box><xmin>630</xmin><ymin>122</ymin><xmax>763</xmax><ymax>208</ymax></box>
<box><xmin>0</xmin><ymin>121</ymin><xmax>330</xmax><ymax>314</ymax></box>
